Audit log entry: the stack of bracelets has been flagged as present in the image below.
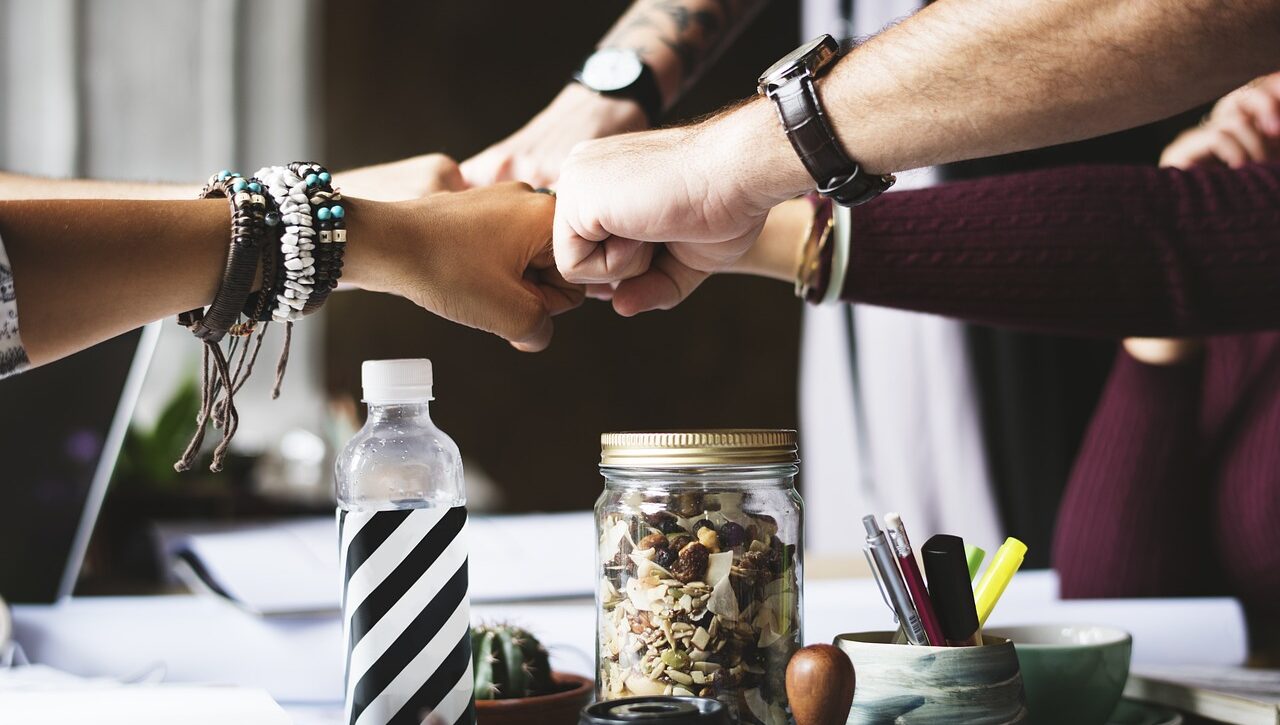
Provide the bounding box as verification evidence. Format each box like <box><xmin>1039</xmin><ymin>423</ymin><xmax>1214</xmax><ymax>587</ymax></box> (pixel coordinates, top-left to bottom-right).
<box><xmin>175</xmin><ymin>162</ymin><xmax>347</xmax><ymax>473</ymax></box>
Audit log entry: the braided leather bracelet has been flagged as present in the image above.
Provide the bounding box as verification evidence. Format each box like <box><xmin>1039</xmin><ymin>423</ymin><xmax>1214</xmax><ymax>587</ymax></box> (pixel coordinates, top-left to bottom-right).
<box><xmin>179</xmin><ymin>171</ymin><xmax>272</xmax><ymax>342</ymax></box>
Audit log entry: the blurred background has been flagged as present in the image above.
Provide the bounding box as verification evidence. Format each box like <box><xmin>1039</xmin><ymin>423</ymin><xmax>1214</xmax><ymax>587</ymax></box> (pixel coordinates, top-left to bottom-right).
<box><xmin>0</xmin><ymin>0</ymin><xmax>803</xmax><ymax>593</ymax></box>
<box><xmin>0</xmin><ymin>0</ymin><xmax>1204</xmax><ymax>597</ymax></box>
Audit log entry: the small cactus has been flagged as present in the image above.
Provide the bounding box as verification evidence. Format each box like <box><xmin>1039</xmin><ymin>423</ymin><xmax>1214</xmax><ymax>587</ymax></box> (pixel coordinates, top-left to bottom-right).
<box><xmin>471</xmin><ymin>623</ymin><xmax>556</xmax><ymax>700</ymax></box>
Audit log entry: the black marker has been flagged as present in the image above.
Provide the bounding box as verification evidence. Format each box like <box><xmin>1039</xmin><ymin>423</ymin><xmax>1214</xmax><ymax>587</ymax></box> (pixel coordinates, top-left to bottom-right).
<box><xmin>921</xmin><ymin>534</ymin><xmax>983</xmax><ymax>647</ymax></box>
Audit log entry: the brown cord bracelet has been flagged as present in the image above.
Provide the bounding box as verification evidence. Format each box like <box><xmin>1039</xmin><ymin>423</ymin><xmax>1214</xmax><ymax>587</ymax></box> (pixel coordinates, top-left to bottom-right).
<box><xmin>175</xmin><ymin>171</ymin><xmax>276</xmax><ymax>473</ymax></box>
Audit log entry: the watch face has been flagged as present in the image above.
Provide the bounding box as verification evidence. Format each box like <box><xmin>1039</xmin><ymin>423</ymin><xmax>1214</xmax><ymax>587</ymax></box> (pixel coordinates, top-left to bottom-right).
<box><xmin>581</xmin><ymin>48</ymin><xmax>644</xmax><ymax>93</ymax></box>
<box><xmin>758</xmin><ymin>35</ymin><xmax>838</xmax><ymax>92</ymax></box>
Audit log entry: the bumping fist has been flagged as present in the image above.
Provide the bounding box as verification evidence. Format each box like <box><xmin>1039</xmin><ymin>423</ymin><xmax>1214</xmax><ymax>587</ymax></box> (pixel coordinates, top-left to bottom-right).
<box><xmin>553</xmin><ymin>106</ymin><xmax>803</xmax><ymax>316</ymax></box>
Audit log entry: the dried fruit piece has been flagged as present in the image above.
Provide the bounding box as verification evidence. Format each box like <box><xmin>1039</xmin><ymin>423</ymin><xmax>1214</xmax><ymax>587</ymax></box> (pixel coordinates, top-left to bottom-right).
<box><xmin>638</xmin><ymin>532</ymin><xmax>670</xmax><ymax>551</ymax></box>
<box><xmin>671</xmin><ymin>542</ymin><xmax>711</xmax><ymax>583</ymax></box>
<box><xmin>668</xmin><ymin>534</ymin><xmax>694</xmax><ymax>551</ymax></box>
<box><xmin>673</xmin><ymin>493</ymin><xmax>703</xmax><ymax>518</ymax></box>
<box><xmin>654</xmin><ymin>547</ymin><xmax>677</xmax><ymax>569</ymax></box>
<box><xmin>718</xmin><ymin>522</ymin><xmax>747</xmax><ymax>549</ymax></box>
<box><xmin>692</xmin><ymin>519</ymin><xmax>716</xmax><ymax>537</ymax></box>
<box><xmin>646</xmin><ymin>512</ymin><xmax>684</xmax><ymax>534</ymax></box>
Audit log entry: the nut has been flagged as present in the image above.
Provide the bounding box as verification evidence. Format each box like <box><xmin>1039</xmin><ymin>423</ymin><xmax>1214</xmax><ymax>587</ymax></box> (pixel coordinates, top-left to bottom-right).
<box><xmin>668</xmin><ymin>534</ymin><xmax>694</xmax><ymax>551</ymax></box>
<box><xmin>696</xmin><ymin>527</ymin><xmax>721</xmax><ymax>553</ymax></box>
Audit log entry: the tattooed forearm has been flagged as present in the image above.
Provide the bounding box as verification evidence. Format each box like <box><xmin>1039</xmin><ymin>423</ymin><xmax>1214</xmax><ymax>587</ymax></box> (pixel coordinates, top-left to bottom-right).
<box><xmin>600</xmin><ymin>0</ymin><xmax>769</xmax><ymax>105</ymax></box>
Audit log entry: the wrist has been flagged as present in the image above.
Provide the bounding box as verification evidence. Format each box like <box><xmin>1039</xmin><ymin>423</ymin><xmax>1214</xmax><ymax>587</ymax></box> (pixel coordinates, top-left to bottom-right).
<box><xmin>557</xmin><ymin>82</ymin><xmax>650</xmax><ymax>134</ymax></box>
<box><xmin>731</xmin><ymin>197</ymin><xmax>812</xmax><ymax>282</ymax></box>
<box><xmin>341</xmin><ymin>197</ymin><xmax>406</xmax><ymax>293</ymax></box>
<box><xmin>702</xmin><ymin>99</ymin><xmax>814</xmax><ymax>211</ymax></box>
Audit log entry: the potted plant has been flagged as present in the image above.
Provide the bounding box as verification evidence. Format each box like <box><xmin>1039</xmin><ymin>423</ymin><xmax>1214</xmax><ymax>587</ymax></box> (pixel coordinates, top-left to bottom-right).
<box><xmin>472</xmin><ymin>623</ymin><xmax>594</xmax><ymax>725</ymax></box>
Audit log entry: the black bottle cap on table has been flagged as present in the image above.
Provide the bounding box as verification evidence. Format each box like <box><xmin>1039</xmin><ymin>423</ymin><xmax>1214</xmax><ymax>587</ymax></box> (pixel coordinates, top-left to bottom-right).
<box><xmin>581</xmin><ymin>696</ymin><xmax>730</xmax><ymax>724</ymax></box>
<box><xmin>921</xmin><ymin>533</ymin><xmax>981</xmax><ymax>644</ymax></box>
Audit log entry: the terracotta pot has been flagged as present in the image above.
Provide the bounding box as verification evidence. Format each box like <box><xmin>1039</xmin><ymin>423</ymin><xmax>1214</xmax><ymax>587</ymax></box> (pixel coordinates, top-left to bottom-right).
<box><xmin>475</xmin><ymin>672</ymin><xmax>594</xmax><ymax>725</ymax></box>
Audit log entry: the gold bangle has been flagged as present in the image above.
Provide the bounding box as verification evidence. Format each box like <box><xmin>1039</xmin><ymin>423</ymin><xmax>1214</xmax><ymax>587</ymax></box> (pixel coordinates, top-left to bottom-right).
<box><xmin>795</xmin><ymin>195</ymin><xmax>835</xmax><ymax>299</ymax></box>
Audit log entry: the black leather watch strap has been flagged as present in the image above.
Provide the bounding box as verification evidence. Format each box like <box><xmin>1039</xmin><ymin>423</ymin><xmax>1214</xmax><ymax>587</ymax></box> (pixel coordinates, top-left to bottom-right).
<box><xmin>770</xmin><ymin>75</ymin><xmax>893</xmax><ymax>206</ymax></box>
<box><xmin>574</xmin><ymin>62</ymin><xmax>663</xmax><ymax>127</ymax></box>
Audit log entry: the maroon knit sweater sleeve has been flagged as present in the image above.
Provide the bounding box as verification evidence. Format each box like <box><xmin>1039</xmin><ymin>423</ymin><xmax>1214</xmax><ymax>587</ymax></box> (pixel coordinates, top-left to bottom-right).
<box><xmin>841</xmin><ymin>162</ymin><xmax>1280</xmax><ymax>337</ymax></box>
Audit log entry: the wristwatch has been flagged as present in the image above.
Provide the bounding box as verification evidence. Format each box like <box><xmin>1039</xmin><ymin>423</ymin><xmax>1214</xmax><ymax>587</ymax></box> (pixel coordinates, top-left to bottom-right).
<box><xmin>575</xmin><ymin>47</ymin><xmax>664</xmax><ymax>127</ymax></box>
<box><xmin>758</xmin><ymin>35</ymin><xmax>895</xmax><ymax>207</ymax></box>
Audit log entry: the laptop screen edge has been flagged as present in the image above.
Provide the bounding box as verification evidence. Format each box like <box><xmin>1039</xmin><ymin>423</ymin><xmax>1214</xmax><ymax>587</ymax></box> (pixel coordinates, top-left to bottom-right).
<box><xmin>55</xmin><ymin>322</ymin><xmax>163</xmax><ymax>601</ymax></box>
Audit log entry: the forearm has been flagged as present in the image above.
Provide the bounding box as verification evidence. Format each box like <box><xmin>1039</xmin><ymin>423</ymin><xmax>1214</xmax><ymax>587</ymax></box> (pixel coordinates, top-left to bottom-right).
<box><xmin>729</xmin><ymin>197</ymin><xmax>810</xmax><ymax>282</ymax></box>
<box><xmin>0</xmin><ymin>197</ymin><xmax>389</xmax><ymax>366</ymax></box>
<box><xmin>0</xmin><ymin>171</ymin><xmax>194</xmax><ymax>200</ymax></box>
<box><xmin>718</xmin><ymin>0</ymin><xmax>1280</xmax><ymax>199</ymax></box>
<box><xmin>598</xmin><ymin>0</ymin><xmax>769</xmax><ymax>106</ymax></box>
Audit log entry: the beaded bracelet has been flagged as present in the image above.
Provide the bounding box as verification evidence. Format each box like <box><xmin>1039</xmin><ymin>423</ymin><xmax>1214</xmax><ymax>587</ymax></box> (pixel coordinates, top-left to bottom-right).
<box><xmin>290</xmin><ymin>162</ymin><xmax>347</xmax><ymax>316</ymax></box>
<box><xmin>255</xmin><ymin>164</ymin><xmax>318</xmax><ymax>321</ymax></box>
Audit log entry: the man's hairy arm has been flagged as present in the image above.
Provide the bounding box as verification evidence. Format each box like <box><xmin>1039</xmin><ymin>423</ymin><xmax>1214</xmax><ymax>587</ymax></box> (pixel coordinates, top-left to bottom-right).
<box><xmin>598</xmin><ymin>0</ymin><xmax>769</xmax><ymax>106</ymax></box>
<box><xmin>819</xmin><ymin>0</ymin><xmax>1280</xmax><ymax>174</ymax></box>
<box><xmin>552</xmin><ymin>0</ymin><xmax>1280</xmax><ymax>313</ymax></box>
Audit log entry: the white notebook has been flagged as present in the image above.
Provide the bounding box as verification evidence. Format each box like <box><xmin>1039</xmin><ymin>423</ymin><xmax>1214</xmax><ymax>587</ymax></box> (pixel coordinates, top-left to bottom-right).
<box><xmin>1125</xmin><ymin>665</ymin><xmax>1280</xmax><ymax>725</ymax></box>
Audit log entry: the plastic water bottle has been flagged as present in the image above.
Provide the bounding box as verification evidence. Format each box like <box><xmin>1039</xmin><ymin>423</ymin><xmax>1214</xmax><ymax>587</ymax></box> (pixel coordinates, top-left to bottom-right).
<box><xmin>336</xmin><ymin>359</ymin><xmax>474</xmax><ymax>725</ymax></box>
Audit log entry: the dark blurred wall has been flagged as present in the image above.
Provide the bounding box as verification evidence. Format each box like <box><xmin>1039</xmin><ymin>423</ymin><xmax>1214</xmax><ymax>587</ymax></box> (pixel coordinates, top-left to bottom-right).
<box><xmin>322</xmin><ymin>0</ymin><xmax>804</xmax><ymax>512</ymax></box>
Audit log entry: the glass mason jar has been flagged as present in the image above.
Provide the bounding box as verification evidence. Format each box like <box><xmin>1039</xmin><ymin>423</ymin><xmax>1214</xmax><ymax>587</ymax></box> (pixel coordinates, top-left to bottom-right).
<box><xmin>594</xmin><ymin>430</ymin><xmax>803</xmax><ymax>725</ymax></box>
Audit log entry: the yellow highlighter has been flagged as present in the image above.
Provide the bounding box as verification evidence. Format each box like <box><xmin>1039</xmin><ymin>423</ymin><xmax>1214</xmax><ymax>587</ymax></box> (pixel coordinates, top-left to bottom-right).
<box><xmin>973</xmin><ymin>537</ymin><xmax>1027</xmax><ymax>626</ymax></box>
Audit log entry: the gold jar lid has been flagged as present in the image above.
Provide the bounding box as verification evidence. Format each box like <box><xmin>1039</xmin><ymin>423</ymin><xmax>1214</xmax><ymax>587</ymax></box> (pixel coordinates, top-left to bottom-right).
<box><xmin>600</xmin><ymin>429</ymin><xmax>799</xmax><ymax>468</ymax></box>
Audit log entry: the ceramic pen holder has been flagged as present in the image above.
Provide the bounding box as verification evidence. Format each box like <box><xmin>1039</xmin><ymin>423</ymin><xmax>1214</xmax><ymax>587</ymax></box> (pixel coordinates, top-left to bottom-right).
<box><xmin>834</xmin><ymin>631</ymin><xmax>1028</xmax><ymax>725</ymax></box>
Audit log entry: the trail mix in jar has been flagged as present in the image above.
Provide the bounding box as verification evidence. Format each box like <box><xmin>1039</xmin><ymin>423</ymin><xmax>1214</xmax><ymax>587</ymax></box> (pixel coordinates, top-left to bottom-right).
<box><xmin>598</xmin><ymin>494</ymin><xmax>799</xmax><ymax>725</ymax></box>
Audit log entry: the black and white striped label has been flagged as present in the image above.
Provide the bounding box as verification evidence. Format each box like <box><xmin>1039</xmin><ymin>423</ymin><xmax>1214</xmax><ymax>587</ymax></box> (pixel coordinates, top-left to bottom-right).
<box><xmin>340</xmin><ymin>505</ymin><xmax>475</xmax><ymax>725</ymax></box>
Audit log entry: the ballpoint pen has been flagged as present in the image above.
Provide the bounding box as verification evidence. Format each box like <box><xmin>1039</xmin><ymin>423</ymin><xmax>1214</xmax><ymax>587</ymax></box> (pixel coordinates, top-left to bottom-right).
<box><xmin>965</xmin><ymin>544</ymin><xmax>986</xmax><ymax>581</ymax></box>
<box><xmin>974</xmin><ymin>537</ymin><xmax>1027</xmax><ymax>626</ymax></box>
<box><xmin>883</xmin><ymin>512</ymin><xmax>944</xmax><ymax>647</ymax></box>
<box><xmin>863</xmin><ymin>515</ymin><xmax>930</xmax><ymax>646</ymax></box>
<box><xmin>922</xmin><ymin>534</ymin><xmax>983</xmax><ymax>646</ymax></box>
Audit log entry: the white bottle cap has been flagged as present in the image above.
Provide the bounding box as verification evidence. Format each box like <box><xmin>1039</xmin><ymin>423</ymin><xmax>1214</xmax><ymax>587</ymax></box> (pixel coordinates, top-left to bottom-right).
<box><xmin>362</xmin><ymin>359</ymin><xmax>434</xmax><ymax>402</ymax></box>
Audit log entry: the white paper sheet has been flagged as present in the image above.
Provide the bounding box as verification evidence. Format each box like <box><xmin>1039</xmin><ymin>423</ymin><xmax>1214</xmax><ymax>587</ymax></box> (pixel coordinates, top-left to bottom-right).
<box><xmin>169</xmin><ymin>511</ymin><xmax>597</xmax><ymax>614</ymax></box>
<box><xmin>0</xmin><ymin>666</ymin><xmax>289</xmax><ymax>725</ymax></box>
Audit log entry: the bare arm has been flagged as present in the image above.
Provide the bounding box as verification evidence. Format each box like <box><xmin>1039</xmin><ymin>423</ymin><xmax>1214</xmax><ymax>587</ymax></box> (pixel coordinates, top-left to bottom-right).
<box><xmin>1</xmin><ymin>185</ymin><xmax>579</xmax><ymax>366</ymax></box>
<box><xmin>554</xmin><ymin>0</ymin><xmax>1280</xmax><ymax>313</ymax></box>
<box><xmin>597</xmin><ymin>0</ymin><xmax>769</xmax><ymax>105</ymax></box>
<box><xmin>0</xmin><ymin>171</ymin><xmax>193</xmax><ymax>200</ymax></box>
<box><xmin>0</xmin><ymin>154</ymin><xmax>466</xmax><ymax>203</ymax></box>
<box><xmin>460</xmin><ymin>0</ymin><xmax>768</xmax><ymax>187</ymax></box>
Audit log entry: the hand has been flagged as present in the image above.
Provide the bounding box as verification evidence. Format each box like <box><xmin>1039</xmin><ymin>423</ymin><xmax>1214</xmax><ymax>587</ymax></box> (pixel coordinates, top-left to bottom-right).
<box><xmin>1160</xmin><ymin>73</ymin><xmax>1280</xmax><ymax>169</ymax></box>
<box><xmin>461</xmin><ymin>84</ymin><xmax>649</xmax><ymax>188</ymax></box>
<box><xmin>336</xmin><ymin>153</ymin><xmax>467</xmax><ymax>201</ymax></box>
<box><xmin>347</xmin><ymin>184</ymin><xmax>583</xmax><ymax>351</ymax></box>
<box><xmin>553</xmin><ymin>101</ymin><xmax>811</xmax><ymax>315</ymax></box>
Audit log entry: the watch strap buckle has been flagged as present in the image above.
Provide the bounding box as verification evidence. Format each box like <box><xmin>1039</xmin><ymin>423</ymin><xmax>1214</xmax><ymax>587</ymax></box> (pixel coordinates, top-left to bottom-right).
<box><xmin>819</xmin><ymin>168</ymin><xmax>896</xmax><ymax>207</ymax></box>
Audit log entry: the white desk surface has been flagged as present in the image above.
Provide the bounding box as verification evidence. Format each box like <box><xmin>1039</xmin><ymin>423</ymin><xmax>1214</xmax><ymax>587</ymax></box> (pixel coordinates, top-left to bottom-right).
<box><xmin>11</xmin><ymin>569</ymin><xmax>1248</xmax><ymax>715</ymax></box>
